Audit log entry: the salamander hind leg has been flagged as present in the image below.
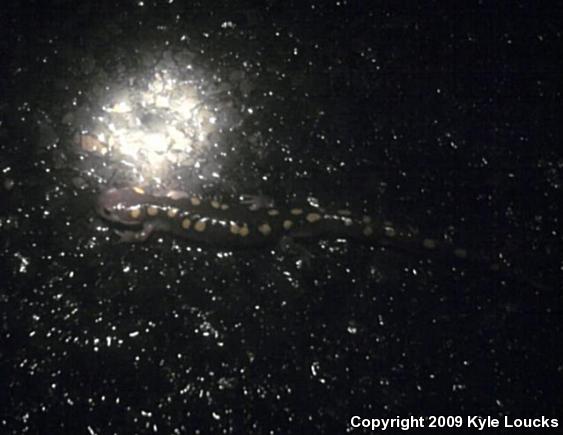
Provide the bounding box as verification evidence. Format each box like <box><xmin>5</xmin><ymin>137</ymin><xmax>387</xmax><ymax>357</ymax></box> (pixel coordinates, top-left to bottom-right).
<box><xmin>278</xmin><ymin>236</ymin><xmax>314</xmax><ymax>269</ymax></box>
<box><xmin>115</xmin><ymin>223</ymin><xmax>156</xmax><ymax>243</ymax></box>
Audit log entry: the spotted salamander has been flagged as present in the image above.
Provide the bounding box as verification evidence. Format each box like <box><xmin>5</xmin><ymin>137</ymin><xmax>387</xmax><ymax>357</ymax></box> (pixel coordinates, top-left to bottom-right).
<box><xmin>96</xmin><ymin>187</ymin><xmax>469</xmax><ymax>258</ymax></box>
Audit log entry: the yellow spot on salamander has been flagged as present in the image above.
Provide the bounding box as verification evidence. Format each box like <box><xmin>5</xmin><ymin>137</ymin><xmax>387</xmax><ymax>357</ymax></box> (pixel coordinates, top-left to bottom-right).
<box><xmin>167</xmin><ymin>208</ymin><xmax>179</xmax><ymax>218</ymax></box>
<box><xmin>230</xmin><ymin>222</ymin><xmax>240</xmax><ymax>234</ymax></box>
<box><xmin>239</xmin><ymin>224</ymin><xmax>250</xmax><ymax>237</ymax></box>
<box><xmin>423</xmin><ymin>238</ymin><xmax>437</xmax><ymax>249</ymax></box>
<box><xmin>129</xmin><ymin>207</ymin><xmax>141</xmax><ymax>219</ymax></box>
<box><xmin>191</xmin><ymin>197</ymin><xmax>201</xmax><ymax>206</ymax></box>
<box><xmin>221</xmin><ymin>204</ymin><xmax>229</xmax><ymax>210</ymax></box>
<box><xmin>258</xmin><ymin>223</ymin><xmax>272</xmax><ymax>236</ymax></box>
<box><xmin>181</xmin><ymin>218</ymin><xmax>191</xmax><ymax>229</ymax></box>
<box><xmin>306</xmin><ymin>212</ymin><xmax>322</xmax><ymax>223</ymax></box>
<box><xmin>133</xmin><ymin>186</ymin><xmax>145</xmax><ymax>194</ymax></box>
<box><xmin>290</xmin><ymin>208</ymin><xmax>303</xmax><ymax>215</ymax></box>
<box><xmin>211</xmin><ymin>200</ymin><xmax>220</xmax><ymax>209</ymax></box>
<box><xmin>384</xmin><ymin>226</ymin><xmax>396</xmax><ymax>237</ymax></box>
<box><xmin>283</xmin><ymin>220</ymin><xmax>293</xmax><ymax>230</ymax></box>
<box><xmin>267</xmin><ymin>209</ymin><xmax>279</xmax><ymax>216</ymax></box>
<box><xmin>343</xmin><ymin>218</ymin><xmax>353</xmax><ymax>227</ymax></box>
<box><xmin>194</xmin><ymin>220</ymin><xmax>206</xmax><ymax>232</ymax></box>
<box><xmin>147</xmin><ymin>206</ymin><xmax>159</xmax><ymax>216</ymax></box>
<box><xmin>363</xmin><ymin>226</ymin><xmax>374</xmax><ymax>236</ymax></box>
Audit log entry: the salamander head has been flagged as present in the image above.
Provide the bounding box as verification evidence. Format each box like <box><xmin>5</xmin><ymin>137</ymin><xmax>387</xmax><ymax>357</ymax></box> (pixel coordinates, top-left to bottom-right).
<box><xmin>96</xmin><ymin>187</ymin><xmax>146</xmax><ymax>225</ymax></box>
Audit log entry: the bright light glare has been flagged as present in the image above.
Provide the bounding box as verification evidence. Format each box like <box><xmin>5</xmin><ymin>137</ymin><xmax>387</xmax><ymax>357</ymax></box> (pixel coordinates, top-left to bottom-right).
<box><xmin>103</xmin><ymin>101</ymin><xmax>132</xmax><ymax>113</ymax></box>
<box><xmin>144</xmin><ymin>133</ymin><xmax>168</xmax><ymax>153</ymax></box>
<box><xmin>85</xmin><ymin>70</ymin><xmax>222</xmax><ymax>182</ymax></box>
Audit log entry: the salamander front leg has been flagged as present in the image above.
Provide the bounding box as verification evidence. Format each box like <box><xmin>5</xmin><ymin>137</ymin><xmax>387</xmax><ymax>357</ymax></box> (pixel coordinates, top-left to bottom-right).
<box><xmin>239</xmin><ymin>193</ymin><xmax>275</xmax><ymax>210</ymax></box>
<box><xmin>115</xmin><ymin>223</ymin><xmax>156</xmax><ymax>243</ymax></box>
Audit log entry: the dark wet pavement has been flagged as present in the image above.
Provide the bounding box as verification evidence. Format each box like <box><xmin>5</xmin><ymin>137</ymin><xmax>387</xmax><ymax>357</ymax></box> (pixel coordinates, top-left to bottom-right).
<box><xmin>1</xmin><ymin>1</ymin><xmax>561</xmax><ymax>433</ymax></box>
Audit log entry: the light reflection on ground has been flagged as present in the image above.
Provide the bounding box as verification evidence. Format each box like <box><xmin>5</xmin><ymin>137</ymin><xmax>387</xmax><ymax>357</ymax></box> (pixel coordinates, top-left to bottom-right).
<box><xmin>77</xmin><ymin>68</ymin><xmax>241</xmax><ymax>185</ymax></box>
